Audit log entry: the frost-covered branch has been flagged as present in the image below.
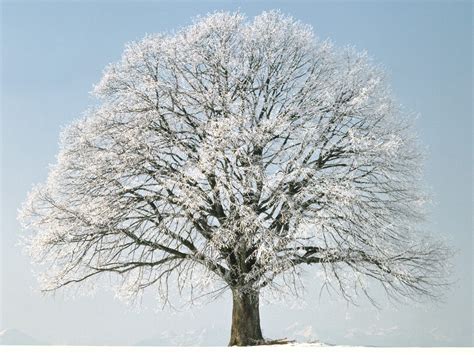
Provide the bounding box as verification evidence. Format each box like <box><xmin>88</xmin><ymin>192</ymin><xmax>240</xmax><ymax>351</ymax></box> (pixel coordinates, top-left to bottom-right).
<box><xmin>19</xmin><ymin>11</ymin><xmax>451</xmax><ymax>306</ymax></box>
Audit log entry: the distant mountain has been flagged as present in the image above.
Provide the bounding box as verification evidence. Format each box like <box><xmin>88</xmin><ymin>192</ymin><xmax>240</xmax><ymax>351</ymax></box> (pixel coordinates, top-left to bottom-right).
<box><xmin>0</xmin><ymin>328</ymin><xmax>48</xmax><ymax>345</ymax></box>
<box><xmin>134</xmin><ymin>327</ymin><xmax>227</xmax><ymax>346</ymax></box>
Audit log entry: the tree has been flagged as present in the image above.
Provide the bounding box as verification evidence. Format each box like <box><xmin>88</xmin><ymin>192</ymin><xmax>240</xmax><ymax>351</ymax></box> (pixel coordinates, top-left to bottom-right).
<box><xmin>19</xmin><ymin>11</ymin><xmax>451</xmax><ymax>346</ymax></box>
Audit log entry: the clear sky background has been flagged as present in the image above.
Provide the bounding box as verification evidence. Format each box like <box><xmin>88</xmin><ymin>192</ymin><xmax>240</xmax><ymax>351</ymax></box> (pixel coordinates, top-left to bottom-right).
<box><xmin>1</xmin><ymin>0</ymin><xmax>472</xmax><ymax>347</ymax></box>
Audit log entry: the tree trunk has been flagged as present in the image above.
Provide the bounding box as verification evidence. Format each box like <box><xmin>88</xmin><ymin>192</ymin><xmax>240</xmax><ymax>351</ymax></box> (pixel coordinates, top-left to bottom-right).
<box><xmin>228</xmin><ymin>289</ymin><xmax>264</xmax><ymax>346</ymax></box>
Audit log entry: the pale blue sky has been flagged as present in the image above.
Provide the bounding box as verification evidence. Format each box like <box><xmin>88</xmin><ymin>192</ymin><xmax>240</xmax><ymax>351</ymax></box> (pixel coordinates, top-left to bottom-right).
<box><xmin>1</xmin><ymin>0</ymin><xmax>472</xmax><ymax>346</ymax></box>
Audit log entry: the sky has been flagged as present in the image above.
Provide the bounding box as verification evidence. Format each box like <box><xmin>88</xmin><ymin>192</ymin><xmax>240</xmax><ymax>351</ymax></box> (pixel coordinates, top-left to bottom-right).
<box><xmin>1</xmin><ymin>0</ymin><xmax>472</xmax><ymax>347</ymax></box>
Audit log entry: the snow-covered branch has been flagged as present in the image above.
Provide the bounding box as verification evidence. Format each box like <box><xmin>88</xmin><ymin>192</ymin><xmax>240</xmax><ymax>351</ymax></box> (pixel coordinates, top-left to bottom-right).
<box><xmin>19</xmin><ymin>11</ymin><xmax>451</xmax><ymax>307</ymax></box>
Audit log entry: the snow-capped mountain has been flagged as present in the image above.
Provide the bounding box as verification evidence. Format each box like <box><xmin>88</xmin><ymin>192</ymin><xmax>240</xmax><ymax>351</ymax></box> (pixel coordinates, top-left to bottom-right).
<box><xmin>0</xmin><ymin>328</ymin><xmax>47</xmax><ymax>345</ymax></box>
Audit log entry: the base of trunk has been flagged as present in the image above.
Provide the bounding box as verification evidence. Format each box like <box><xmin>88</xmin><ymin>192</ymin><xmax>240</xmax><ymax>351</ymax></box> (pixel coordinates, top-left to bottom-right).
<box><xmin>228</xmin><ymin>289</ymin><xmax>264</xmax><ymax>346</ymax></box>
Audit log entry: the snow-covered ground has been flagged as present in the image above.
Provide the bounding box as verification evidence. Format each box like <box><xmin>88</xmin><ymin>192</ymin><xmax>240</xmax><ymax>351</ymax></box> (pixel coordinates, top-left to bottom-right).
<box><xmin>0</xmin><ymin>344</ymin><xmax>471</xmax><ymax>355</ymax></box>
<box><xmin>1</xmin><ymin>328</ymin><xmax>470</xmax><ymax>354</ymax></box>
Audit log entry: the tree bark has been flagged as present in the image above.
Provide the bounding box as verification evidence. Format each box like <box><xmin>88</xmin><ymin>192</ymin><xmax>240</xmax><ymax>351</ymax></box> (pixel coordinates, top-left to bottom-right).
<box><xmin>228</xmin><ymin>289</ymin><xmax>264</xmax><ymax>346</ymax></box>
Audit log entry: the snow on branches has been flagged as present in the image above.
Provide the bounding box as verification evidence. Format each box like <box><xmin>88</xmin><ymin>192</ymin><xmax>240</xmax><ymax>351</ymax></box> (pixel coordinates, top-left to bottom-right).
<box><xmin>19</xmin><ymin>11</ymin><xmax>450</xmax><ymax>306</ymax></box>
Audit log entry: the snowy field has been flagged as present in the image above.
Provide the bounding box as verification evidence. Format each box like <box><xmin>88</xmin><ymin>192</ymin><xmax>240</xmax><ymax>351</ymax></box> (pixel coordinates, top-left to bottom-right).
<box><xmin>0</xmin><ymin>345</ymin><xmax>472</xmax><ymax>355</ymax></box>
<box><xmin>0</xmin><ymin>329</ymin><xmax>472</xmax><ymax>353</ymax></box>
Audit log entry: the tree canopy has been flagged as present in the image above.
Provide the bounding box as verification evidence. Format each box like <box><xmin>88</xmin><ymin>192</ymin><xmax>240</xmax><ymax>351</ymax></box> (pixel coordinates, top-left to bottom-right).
<box><xmin>19</xmin><ymin>11</ymin><xmax>450</xmax><ymax>313</ymax></box>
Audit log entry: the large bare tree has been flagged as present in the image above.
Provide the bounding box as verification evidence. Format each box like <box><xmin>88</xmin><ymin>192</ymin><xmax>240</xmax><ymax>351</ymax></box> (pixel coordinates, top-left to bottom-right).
<box><xmin>19</xmin><ymin>11</ymin><xmax>450</xmax><ymax>346</ymax></box>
